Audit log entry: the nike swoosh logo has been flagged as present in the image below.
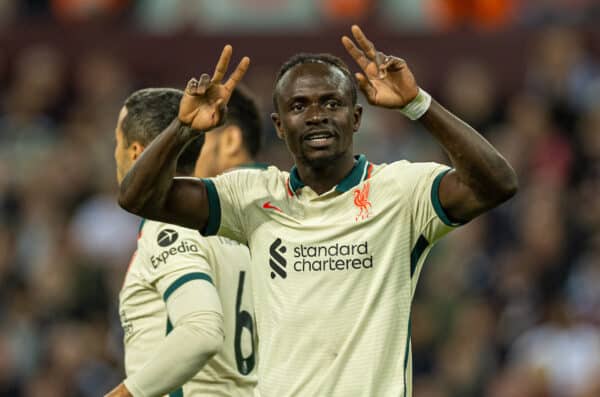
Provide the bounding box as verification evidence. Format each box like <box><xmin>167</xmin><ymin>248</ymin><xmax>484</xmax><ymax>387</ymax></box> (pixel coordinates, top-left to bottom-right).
<box><xmin>262</xmin><ymin>201</ymin><xmax>283</xmax><ymax>213</ymax></box>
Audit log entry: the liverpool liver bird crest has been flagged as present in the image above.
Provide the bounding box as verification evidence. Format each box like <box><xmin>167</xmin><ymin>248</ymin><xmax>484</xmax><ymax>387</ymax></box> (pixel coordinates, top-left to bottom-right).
<box><xmin>353</xmin><ymin>182</ymin><xmax>371</xmax><ymax>221</ymax></box>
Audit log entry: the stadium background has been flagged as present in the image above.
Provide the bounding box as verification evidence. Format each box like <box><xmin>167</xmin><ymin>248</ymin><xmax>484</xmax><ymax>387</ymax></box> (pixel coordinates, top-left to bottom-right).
<box><xmin>1</xmin><ymin>1</ymin><xmax>600</xmax><ymax>396</ymax></box>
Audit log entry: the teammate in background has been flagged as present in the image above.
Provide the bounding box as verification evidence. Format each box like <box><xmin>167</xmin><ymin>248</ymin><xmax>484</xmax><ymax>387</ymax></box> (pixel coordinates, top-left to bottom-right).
<box><xmin>105</xmin><ymin>84</ymin><xmax>260</xmax><ymax>396</ymax></box>
<box><xmin>117</xmin><ymin>29</ymin><xmax>517</xmax><ymax>397</ymax></box>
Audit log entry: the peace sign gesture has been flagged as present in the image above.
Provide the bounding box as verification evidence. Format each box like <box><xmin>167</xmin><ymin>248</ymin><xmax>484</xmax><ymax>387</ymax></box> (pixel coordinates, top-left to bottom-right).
<box><xmin>342</xmin><ymin>25</ymin><xmax>419</xmax><ymax>109</ymax></box>
<box><xmin>179</xmin><ymin>45</ymin><xmax>250</xmax><ymax>131</ymax></box>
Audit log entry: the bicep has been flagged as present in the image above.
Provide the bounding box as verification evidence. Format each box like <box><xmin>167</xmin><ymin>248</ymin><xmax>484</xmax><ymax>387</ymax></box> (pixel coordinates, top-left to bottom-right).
<box><xmin>155</xmin><ymin>178</ymin><xmax>210</xmax><ymax>230</ymax></box>
<box><xmin>438</xmin><ymin>170</ymin><xmax>491</xmax><ymax>223</ymax></box>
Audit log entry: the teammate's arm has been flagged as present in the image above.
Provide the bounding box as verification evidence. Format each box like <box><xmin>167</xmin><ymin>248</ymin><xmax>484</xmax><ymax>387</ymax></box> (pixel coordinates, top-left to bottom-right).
<box><xmin>105</xmin><ymin>281</ymin><xmax>224</xmax><ymax>397</ymax></box>
<box><xmin>342</xmin><ymin>25</ymin><xmax>518</xmax><ymax>223</ymax></box>
<box><xmin>118</xmin><ymin>45</ymin><xmax>250</xmax><ymax>229</ymax></box>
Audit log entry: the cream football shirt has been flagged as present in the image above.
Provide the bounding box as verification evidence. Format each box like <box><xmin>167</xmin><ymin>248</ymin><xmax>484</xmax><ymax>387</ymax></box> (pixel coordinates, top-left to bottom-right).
<box><xmin>202</xmin><ymin>154</ymin><xmax>461</xmax><ymax>397</ymax></box>
<box><xmin>120</xmin><ymin>219</ymin><xmax>257</xmax><ymax>396</ymax></box>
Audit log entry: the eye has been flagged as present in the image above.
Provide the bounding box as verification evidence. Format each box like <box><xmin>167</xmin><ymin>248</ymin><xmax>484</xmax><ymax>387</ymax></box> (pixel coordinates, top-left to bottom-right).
<box><xmin>291</xmin><ymin>102</ymin><xmax>305</xmax><ymax>112</ymax></box>
<box><xmin>325</xmin><ymin>100</ymin><xmax>340</xmax><ymax>110</ymax></box>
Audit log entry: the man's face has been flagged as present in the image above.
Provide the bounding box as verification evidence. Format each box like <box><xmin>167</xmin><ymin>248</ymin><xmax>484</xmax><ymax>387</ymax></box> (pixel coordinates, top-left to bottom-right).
<box><xmin>272</xmin><ymin>62</ymin><xmax>362</xmax><ymax>167</ymax></box>
<box><xmin>114</xmin><ymin>106</ymin><xmax>141</xmax><ymax>185</ymax></box>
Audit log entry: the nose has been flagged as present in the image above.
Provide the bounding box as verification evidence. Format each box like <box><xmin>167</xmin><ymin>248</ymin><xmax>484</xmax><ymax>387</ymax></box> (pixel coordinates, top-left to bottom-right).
<box><xmin>305</xmin><ymin>105</ymin><xmax>328</xmax><ymax>126</ymax></box>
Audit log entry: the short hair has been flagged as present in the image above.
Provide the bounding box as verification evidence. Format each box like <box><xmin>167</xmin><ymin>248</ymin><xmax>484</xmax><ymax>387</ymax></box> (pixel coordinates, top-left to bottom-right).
<box><xmin>272</xmin><ymin>53</ymin><xmax>357</xmax><ymax>111</ymax></box>
<box><xmin>121</xmin><ymin>88</ymin><xmax>203</xmax><ymax>175</ymax></box>
<box><xmin>224</xmin><ymin>85</ymin><xmax>263</xmax><ymax>157</ymax></box>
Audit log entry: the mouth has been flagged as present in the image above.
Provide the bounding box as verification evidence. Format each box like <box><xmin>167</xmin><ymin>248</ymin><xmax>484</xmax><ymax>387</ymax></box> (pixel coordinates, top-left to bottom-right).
<box><xmin>303</xmin><ymin>130</ymin><xmax>336</xmax><ymax>148</ymax></box>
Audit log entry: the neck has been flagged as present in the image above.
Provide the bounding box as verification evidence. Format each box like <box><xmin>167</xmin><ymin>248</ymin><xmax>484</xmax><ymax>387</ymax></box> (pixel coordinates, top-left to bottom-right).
<box><xmin>296</xmin><ymin>152</ymin><xmax>355</xmax><ymax>195</ymax></box>
<box><xmin>225</xmin><ymin>151</ymin><xmax>253</xmax><ymax>171</ymax></box>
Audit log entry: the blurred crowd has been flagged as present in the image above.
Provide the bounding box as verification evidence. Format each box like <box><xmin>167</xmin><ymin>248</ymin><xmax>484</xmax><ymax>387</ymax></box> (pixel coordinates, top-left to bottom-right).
<box><xmin>1</xmin><ymin>3</ymin><xmax>600</xmax><ymax>397</ymax></box>
<box><xmin>1</xmin><ymin>0</ymin><xmax>600</xmax><ymax>32</ymax></box>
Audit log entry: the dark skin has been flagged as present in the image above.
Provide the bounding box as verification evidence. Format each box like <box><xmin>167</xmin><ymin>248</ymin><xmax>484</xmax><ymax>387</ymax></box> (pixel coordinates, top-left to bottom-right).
<box><xmin>119</xmin><ymin>26</ymin><xmax>517</xmax><ymax>229</ymax></box>
<box><xmin>340</xmin><ymin>25</ymin><xmax>518</xmax><ymax>221</ymax></box>
<box><xmin>271</xmin><ymin>63</ymin><xmax>362</xmax><ymax>194</ymax></box>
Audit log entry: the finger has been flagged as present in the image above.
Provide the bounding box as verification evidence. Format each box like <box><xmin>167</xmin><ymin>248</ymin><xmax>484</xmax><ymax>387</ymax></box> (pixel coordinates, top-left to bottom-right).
<box><xmin>341</xmin><ymin>36</ymin><xmax>370</xmax><ymax>72</ymax></box>
<box><xmin>376</xmin><ymin>53</ymin><xmax>395</xmax><ymax>78</ymax></box>
<box><xmin>355</xmin><ymin>72</ymin><xmax>376</xmax><ymax>100</ymax></box>
<box><xmin>212</xmin><ymin>44</ymin><xmax>232</xmax><ymax>83</ymax></box>
<box><xmin>351</xmin><ymin>25</ymin><xmax>377</xmax><ymax>60</ymax></box>
<box><xmin>384</xmin><ymin>57</ymin><xmax>407</xmax><ymax>73</ymax></box>
<box><xmin>224</xmin><ymin>56</ymin><xmax>250</xmax><ymax>92</ymax></box>
<box><xmin>185</xmin><ymin>78</ymin><xmax>198</xmax><ymax>94</ymax></box>
<box><xmin>196</xmin><ymin>73</ymin><xmax>211</xmax><ymax>95</ymax></box>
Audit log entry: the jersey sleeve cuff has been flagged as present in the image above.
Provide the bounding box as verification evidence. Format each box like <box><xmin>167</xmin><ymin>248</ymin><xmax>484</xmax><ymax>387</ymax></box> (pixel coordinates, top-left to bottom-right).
<box><xmin>163</xmin><ymin>272</ymin><xmax>213</xmax><ymax>301</ymax></box>
<box><xmin>201</xmin><ymin>179</ymin><xmax>221</xmax><ymax>236</ymax></box>
<box><xmin>431</xmin><ymin>168</ymin><xmax>465</xmax><ymax>227</ymax></box>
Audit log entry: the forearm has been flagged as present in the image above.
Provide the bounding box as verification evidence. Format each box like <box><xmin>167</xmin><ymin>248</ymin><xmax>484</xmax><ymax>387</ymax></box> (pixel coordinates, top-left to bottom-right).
<box><xmin>419</xmin><ymin>99</ymin><xmax>518</xmax><ymax>203</ymax></box>
<box><xmin>118</xmin><ymin>118</ymin><xmax>193</xmax><ymax>217</ymax></box>
<box><xmin>124</xmin><ymin>312</ymin><xmax>223</xmax><ymax>397</ymax></box>
<box><xmin>123</xmin><ymin>280</ymin><xmax>224</xmax><ymax>397</ymax></box>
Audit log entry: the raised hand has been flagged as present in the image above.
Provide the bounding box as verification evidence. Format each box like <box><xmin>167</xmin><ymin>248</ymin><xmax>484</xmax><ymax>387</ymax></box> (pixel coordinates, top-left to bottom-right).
<box><xmin>342</xmin><ymin>25</ymin><xmax>418</xmax><ymax>109</ymax></box>
<box><xmin>179</xmin><ymin>45</ymin><xmax>250</xmax><ymax>131</ymax></box>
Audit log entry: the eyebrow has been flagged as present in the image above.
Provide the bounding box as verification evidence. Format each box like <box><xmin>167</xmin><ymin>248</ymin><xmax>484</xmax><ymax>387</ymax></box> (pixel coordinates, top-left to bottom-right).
<box><xmin>288</xmin><ymin>91</ymin><xmax>343</xmax><ymax>103</ymax></box>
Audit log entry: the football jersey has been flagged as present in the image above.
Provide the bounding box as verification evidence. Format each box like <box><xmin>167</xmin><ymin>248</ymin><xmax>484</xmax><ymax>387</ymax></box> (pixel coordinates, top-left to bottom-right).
<box><xmin>202</xmin><ymin>154</ymin><xmax>461</xmax><ymax>396</ymax></box>
<box><xmin>120</xmin><ymin>219</ymin><xmax>257</xmax><ymax>396</ymax></box>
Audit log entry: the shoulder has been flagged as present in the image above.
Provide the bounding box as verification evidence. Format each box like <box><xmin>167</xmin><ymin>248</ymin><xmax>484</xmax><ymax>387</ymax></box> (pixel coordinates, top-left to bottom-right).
<box><xmin>215</xmin><ymin>164</ymin><xmax>284</xmax><ymax>184</ymax></box>
<box><xmin>210</xmin><ymin>165</ymin><xmax>290</xmax><ymax>200</ymax></box>
<box><xmin>371</xmin><ymin>160</ymin><xmax>449</xmax><ymax>183</ymax></box>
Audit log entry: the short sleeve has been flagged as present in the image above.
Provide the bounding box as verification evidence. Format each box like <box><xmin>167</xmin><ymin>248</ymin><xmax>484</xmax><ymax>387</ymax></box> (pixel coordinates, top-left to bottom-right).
<box><xmin>410</xmin><ymin>162</ymin><xmax>463</xmax><ymax>244</ymax></box>
<box><xmin>201</xmin><ymin>169</ymin><xmax>261</xmax><ymax>244</ymax></box>
<box><xmin>137</xmin><ymin>223</ymin><xmax>216</xmax><ymax>300</ymax></box>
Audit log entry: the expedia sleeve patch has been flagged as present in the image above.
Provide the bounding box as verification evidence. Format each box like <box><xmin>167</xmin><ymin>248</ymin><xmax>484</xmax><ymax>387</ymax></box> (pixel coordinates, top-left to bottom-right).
<box><xmin>149</xmin><ymin>228</ymin><xmax>202</xmax><ymax>270</ymax></box>
<box><xmin>157</xmin><ymin>229</ymin><xmax>179</xmax><ymax>246</ymax></box>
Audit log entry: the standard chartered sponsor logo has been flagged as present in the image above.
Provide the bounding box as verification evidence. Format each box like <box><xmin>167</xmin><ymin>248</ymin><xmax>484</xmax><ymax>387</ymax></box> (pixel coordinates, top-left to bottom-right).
<box><xmin>268</xmin><ymin>239</ymin><xmax>373</xmax><ymax>278</ymax></box>
<box><xmin>269</xmin><ymin>238</ymin><xmax>287</xmax><ymax>279</ymax></box>
<box><xmin>151</xmin><ymin>239</ymin><xmax>198</xmax><ymax>268</ymax></box>
<box><xmin>292</xmin><ymin>242</ymin><xmax>373</xmax><ymax>272</ymax></box>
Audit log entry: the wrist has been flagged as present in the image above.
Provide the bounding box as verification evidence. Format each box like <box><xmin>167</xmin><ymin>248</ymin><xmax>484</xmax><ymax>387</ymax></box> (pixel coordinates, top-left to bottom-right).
<box><xmin>397</xmin><ymin>88</ymin><xmax>432</xmax><ymax>120</ymax></box>
<box><xmin>172</xmin><ymin>119</ymin><xmax>198</xmax><ymax>144</ymax></box>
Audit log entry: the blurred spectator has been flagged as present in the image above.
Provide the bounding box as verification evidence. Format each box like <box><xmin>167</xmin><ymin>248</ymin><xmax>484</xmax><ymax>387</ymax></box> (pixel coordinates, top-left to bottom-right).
<box><xmin>442</xmin><ymin>60</ymin><xmax>499</xmax><ymax>132</ymax></box>
<box><xmin>135</xmin><ymin>0</ymin><xmax>318</xmax><ymax>33</ymax></box>
<box><xmin>509</xmin><ymin>297</ymin><xmax>600</xmax><ymax>397</ymax></box>
<box><xmin>50</xmin><ymin>0</ymin><xmax>130</xmax><ymax>23</ymax></box>
<box><xmin>321</xmin><ymin>0</ymin><xmax>373</xmax><ymax>22</ymax></box>
<box><xmin>429</xmin><ymin>0</ymin><xmax>517</xmax><ymax>31</ymax></box>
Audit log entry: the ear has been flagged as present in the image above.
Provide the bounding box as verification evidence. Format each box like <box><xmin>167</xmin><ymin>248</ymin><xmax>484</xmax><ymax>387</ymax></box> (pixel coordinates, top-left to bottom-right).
<box><xmin>271</xmin><ymin>113</ymin><xmax>284</xmax><ymax>140</ymax></box>
<box><xmin>220</xmin><ymin>125</ymin><xmax>243</xmax><ymax>156</ymax></box>
<box><xmin>352</xmin><ymin>104</ymin><xmax>363</xmax><ymax>133</ymax></box>
<box><xmin>130</xmin><ymin>141</ymin><xmax>145</xmax><ymax>161</ymax></box>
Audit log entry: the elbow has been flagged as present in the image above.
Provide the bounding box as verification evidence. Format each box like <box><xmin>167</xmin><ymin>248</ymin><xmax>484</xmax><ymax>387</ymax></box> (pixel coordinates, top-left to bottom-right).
<box><xmin>499</xmin><ymin>167</ymin><xmax>519</xmax><ymax>201</ymax></box>
<box><xmin>489</xmin><ymin>167</ymin><xmax>519</xmax><ymax>206</ymax></box>
<box><xmin>118</xmin><ymin>189</ymin><xmax>143</xmax><ymax>215</ymax></box>
<box><xmin>188</xmin><ymin>315</ymin><xmax>225</xmax><ymax>358</ymax></box>
<box><xmin>204</xmin><ymin>333</ymin><xmax>224</xmax><ymax>357</ymax></box>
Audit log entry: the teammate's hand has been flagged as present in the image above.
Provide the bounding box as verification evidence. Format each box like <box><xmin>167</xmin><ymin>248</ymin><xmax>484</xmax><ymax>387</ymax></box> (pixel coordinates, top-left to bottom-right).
<box><xmin>342</xmin><ymin>25</ymin><xmax>418</xmax><ymax>109</ymax></box>
<box><xmin>179</xmin><ymin>45</ymin><xmax>250</xmax><ymax>131</ymax></box>
<box><xmin>104</xmin><ymin>382</ymin><xmax>132</xmax><ymax>397</ymax></box>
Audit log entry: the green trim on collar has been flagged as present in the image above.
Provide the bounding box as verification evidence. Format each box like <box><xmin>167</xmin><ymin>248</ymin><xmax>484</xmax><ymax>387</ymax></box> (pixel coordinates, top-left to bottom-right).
<box><xmin>288</xmin><ymin>165</ymin><xmax>305</xmax><ymax>193</ymax></box>
<box><xmin>335</xmin><ymin>154</ymin><xmax>368</xmax><ymax>193</ymax></box>
<box><xmin>288</xmin><ymin>154</ymin><xmax>368</xmax><ymax>194</ymax></box>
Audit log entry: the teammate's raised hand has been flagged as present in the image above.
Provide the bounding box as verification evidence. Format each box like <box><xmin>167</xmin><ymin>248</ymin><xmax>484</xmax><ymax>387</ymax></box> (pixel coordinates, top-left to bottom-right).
<box><xmin>342</xmin><ymin>25</ymin><xmax>418</xmax><ymax>109</ymax></box>
<box><xmin>179</xmin><ymin>45</ymin><xmax>250</xmax><ymax>131</ymax></box>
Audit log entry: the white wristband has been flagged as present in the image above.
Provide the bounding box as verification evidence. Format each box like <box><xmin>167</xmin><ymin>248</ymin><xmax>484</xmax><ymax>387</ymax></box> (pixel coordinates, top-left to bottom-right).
<box><xmin>398</xmin><ymin>88</ymin><xmax>432</xmax><ymax>120</ymax></box>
